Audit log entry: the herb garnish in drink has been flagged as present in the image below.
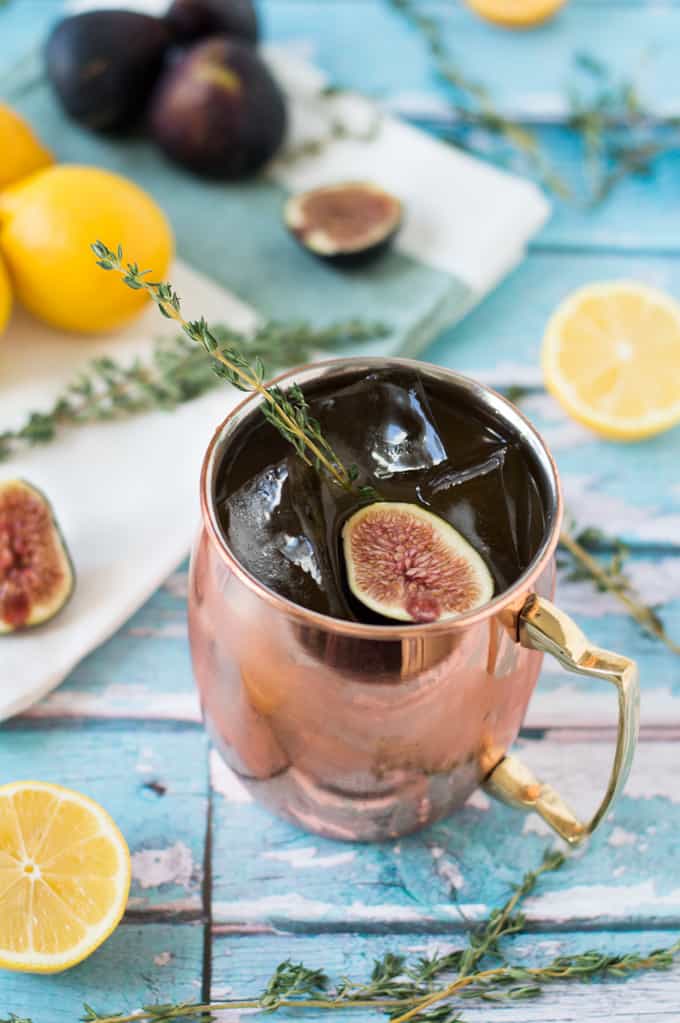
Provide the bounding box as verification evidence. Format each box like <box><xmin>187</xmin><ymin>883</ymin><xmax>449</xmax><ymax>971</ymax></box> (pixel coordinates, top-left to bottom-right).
<box><xmin>92</xmin><ymin>242</ymin><xmax>375</xmax><ymax>499</ymax></box>
<box><xmin>92</xmin><ymin>243</ymin><xmax>547</xmax><ymax>625</ymax></box>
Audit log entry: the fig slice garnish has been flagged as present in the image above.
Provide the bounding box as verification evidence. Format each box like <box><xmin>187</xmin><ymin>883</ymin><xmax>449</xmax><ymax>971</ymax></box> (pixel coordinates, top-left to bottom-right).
<box><xmin>342</xmin><ymin>502</ymin><xmax>494</xmax><ymax>624</ymax></box>
<box><xmin>283</xmin><ymin>181</ymin><xmax>402</xmax><ymax>264</ymax></box>
<box><xmin>0</xmin><ymin>479</ymin><xmax>74</xmax><ymax>634</ymax></box>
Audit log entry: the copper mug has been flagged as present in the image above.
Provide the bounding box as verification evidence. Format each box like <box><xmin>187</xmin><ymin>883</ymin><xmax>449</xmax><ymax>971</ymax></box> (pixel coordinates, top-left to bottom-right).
<box><xmin>189</xmin><ymin>358</ymin><xmax>639</xmax><ymax>844</ymax></box>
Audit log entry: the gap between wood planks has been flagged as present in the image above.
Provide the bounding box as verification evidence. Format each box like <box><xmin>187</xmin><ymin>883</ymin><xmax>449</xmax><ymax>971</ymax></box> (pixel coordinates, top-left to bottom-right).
<box><xmin>201</xmin><ymin>785</ymin><xmax>214</xmax><ymax>1002</ymax></box>
<box><xmin>10</xmin><ymin>712</ymin><xmax>680</xmax><ymax>742</ymax></box>
<box><xmin>114</xmin><ymin>915</ymin><xmax>680</xmax><ymax>936</ymax></box>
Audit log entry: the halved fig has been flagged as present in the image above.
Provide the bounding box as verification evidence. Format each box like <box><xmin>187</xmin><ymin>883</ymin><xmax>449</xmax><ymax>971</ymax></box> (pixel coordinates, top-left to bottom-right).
<box><xmin>0</xmin><ymin>480</ymin><xmax>74</xmax><ymax>634</ymax></box>
<box><xmin>283</xmin><ymin>182</ymin><xmax>402</xmax><ymax>265</ymax></box>
<box><xmin>342</xmin><ymin>502</ymin><xmax>494</xmax><ymax>624</ymax></box>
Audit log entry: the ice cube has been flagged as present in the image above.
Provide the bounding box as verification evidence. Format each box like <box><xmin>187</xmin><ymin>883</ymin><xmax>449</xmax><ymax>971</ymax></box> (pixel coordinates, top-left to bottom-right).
<box><xmin>223</xmin><ymin>456</ymin><xmax>352</xmax><ymax>620</ymax></box>
<box><xmin>315</xmin><ymin>370</ymin><xmax>448</xmax><ymax>479</ymax></box>
<box><xmin>419</xmin><ymin>442</ymin><xmax>542</xmax><ymax>593</ymax></box>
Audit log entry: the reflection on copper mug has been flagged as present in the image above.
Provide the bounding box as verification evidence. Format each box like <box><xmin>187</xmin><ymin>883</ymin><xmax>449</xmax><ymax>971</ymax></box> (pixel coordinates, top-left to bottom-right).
<box><xmin>189</xmin><ymin>359</ymin><xmax>639</xmax><ymax>844</ymax></box>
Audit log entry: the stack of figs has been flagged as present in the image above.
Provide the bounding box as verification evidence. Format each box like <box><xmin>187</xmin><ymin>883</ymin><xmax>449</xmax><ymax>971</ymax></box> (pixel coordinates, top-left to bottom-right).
<box><xmin>45</xmin><ymin>0</ymin><xmax>288</xmax><ymax>179</ymax></box>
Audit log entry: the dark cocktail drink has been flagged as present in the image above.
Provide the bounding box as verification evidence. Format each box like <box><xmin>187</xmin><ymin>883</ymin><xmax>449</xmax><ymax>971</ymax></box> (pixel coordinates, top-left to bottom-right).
<box><xmin>215</xmin><ymin>365</ymin><xmax>547</xmax><ymax>623</ymax></box>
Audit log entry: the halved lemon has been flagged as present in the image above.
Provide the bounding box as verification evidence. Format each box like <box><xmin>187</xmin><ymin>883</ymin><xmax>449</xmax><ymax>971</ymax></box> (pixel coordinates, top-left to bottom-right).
<box><xmin>465</xmin><ymin>0</ymin><xmax>566</xmax><ymax>28</ymax></box>
<box><xmin>542</xmin><ymin>281</ymin><xmax>680</xmax><ymax>441</ymax></box>
<box><xmin>0</xmin><ymin>781</ymin><xmax>130</xmax><ymax>973</ymax></box>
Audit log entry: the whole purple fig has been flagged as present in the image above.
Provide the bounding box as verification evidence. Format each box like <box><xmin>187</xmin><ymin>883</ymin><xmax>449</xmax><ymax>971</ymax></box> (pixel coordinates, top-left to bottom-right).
<box><xmin>46</xmin><ymin>10</ymin><xmax>171</xmax><ymax>134</ymax></box>
<box><xmin>149</xmin><ymin>37</ymin><xmax>286</xmax><ymax>179</ymax></box>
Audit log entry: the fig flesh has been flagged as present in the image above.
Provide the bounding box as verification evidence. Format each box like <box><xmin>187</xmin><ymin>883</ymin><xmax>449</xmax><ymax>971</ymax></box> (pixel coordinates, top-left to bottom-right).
<box><xmin>0</xmin><ymin>480</ymin><xmax>74</xmax><ymax>634</ymax></box>
<box><xmin>149</xmin><ymin>37</ymin><xmax>287</xmax><ymax>179</ymax></box>
<box><xmin>45</xmin><ymin>10</ymin><xmax>171</xmax><ymax>134</ymax></box>
<box><xmin>166</xmin><ymin>0</ymin><xmax>259</xmax><ymax>45</ymax></box>
<box><xmin>342</xmin><ymin>502</ymin><xmax>493</xmax><ymax>624</ymax></box>
<box><xmin>284</xmin><ymin>182</ymin><xmax>402</xmax><ymax>265</ymax></box>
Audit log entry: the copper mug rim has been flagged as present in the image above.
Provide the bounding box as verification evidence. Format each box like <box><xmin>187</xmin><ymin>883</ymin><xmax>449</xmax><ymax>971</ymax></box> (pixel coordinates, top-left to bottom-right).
<box><xmin>199</xmin><ymin>356</ymin><xmax>564</xmax><ymax>639</ymax></box>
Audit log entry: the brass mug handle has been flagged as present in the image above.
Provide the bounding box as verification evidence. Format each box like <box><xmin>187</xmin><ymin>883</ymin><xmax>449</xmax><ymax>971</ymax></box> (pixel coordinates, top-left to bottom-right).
<box><xmin>484</xmin><ymin>595</ymin><xmax>640</xmax><ymax>846</ymax></box>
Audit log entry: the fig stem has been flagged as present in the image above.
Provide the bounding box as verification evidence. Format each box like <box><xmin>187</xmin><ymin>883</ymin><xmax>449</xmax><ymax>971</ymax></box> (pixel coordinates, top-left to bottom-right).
<box><xmin>91</xmin><ymin>242</ymin><xmax>377</xmax><ymax>497</ymax></box>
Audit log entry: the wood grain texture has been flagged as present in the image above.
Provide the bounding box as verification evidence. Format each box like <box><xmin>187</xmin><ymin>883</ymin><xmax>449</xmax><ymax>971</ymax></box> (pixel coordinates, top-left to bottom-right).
<box><xmin>1</xmin><ymin>923</ymin><xmax>204</xmax><ymax>1023</ymax></box>
<box><xmin>261</xmin><ymin>1</ymin><xmax>680</xmax><ymax>251</ymax></box>
<box><xmin>0</xmin><ymin>725</ymin><xmax>209</xmax><ymax>913</ymax></box>
<box><xmin>211</xmin><ymin>929</ymin><xmax>680</xmax><ymax>1020</ymax></box>
<box><xmin>22</xmin><ymin>565</ymin><xmax>202</xmax><ymax>724</ymax></box>
<box><xmin>209</xmin><ymin>738</ymin><xmax>679</xmax><ymax>929</ymax></box>
<box><xmin>262</xmin><ymin>0</ymin><xmax>679</xmax><ymax>110</ymax></box>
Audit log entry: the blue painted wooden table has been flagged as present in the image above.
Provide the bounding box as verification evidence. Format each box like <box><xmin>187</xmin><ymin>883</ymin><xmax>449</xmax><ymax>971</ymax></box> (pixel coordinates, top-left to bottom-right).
<box><xmin>2</xmin><ymin>1</ymin><xmax>680</xmax><ymax>1020</ymax></box>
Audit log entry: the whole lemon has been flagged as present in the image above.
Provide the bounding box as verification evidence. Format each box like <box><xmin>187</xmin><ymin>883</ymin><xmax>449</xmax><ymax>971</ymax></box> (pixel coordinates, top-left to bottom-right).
<box><xmin>0</xmin><ymin>166</ymin><xmax>174</xmax><ymax>334</ymax></box>
<box><xmin>0</xmin><ymin>254</ymin><xmax>12</xmax><ymax>337</ymax></box>
<box><xmin>0</xmin><ymin>104</ymin><xmax>53</xmax><ymax>191</ymax></box>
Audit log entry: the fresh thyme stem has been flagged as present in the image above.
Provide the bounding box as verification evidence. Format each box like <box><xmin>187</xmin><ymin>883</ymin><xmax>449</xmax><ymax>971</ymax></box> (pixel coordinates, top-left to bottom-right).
<box><xmin>78</xmin><ymin>997</ymin><xmax>416</xmax><ymax>1022</ymax></box>
<box><xmin>390</xmin><ymin>849</ymin><xmax>565</xmax><ymax>1023</ymax></box>
<box><xmin>91</xmin><ymin>242</ymin><xmax>372</xmax><ymax>495</ymax></box>
<box><xmin>0</xmin><ymin>321</ymin><xmax>389</xmax><ymax>463</ymax></box>
<box><xmin>7</xmin><ymin>849</ymin><xmax>680</xmax><ymax>1022</ymax></box>
<box><xmin>387</xmin><ymin>0</ymin><xmax>570</xmax><ymax>198</ymax></box>
<box><xmin>559</xmin><ymin>529</ymin><xmax>680</xmax><ymax>655</ymax></box>
<box><xmin>388</xmin><ymin>0</ymin><xmax>680</xmax><ymax>204</ymax></box>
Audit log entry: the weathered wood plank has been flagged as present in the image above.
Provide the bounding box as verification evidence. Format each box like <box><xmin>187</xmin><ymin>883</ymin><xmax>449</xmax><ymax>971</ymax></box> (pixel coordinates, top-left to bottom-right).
<box><xmin>0</xmin><ymin>923</ymin><xmax>204</xmax><ymax>1023</ymax></box>
<box><xmin>211</xmin><ymin>928</ymin><xmax>680</xmax><ymax>1020</ymax></box>
<box><xmin>0</xmin><ymin>724</ymin><xmax>209</xmax><ymax>913</ymax></box>
<box><xmin>210</xmin><ymin>736</ymin><xmax>680</xmax><ymax>929</ymax></box>
<box><xmin>264</xmin><ymin>1</ymin><xmax>680</xmax><ymax>253</ymax></box>
<box><xmin>427</xmin><ymin>249</ymin><xmax>680</xmax><ymax>538</ymax></box>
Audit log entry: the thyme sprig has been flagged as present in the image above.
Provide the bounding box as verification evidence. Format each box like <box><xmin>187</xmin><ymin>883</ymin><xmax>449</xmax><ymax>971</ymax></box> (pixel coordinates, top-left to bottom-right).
<box><xmin>567</xmin><ymin>52</ymin><xmax>679</xmax><ymax>205</ymax></box>
<box><xmin>387</xmin><ymin>0</ymin><xmax>570</xmax><ymax>198</ymax></box>
<box><xmin>389</xmin><ymin>0</ymin><xmax>679</xmax><ymax>204</ymax></box>
<box><xmin>92</xmin><ymin>242</ymin><xmax>378</xmax><ymax>498</ymax></box>
<box><xmin>0</xmin><ymin>319</ymin><xmax>388</xmax><ymax>463</ymax></box>
<box><xmin>8</xmin><ymin>849</ymin><xmax>680</xmax><ymax>1023</ymax></box>
<box><xmin>559</xmin><ymin>527</ymin><xmax>680</xmax><ymax>655</ymax></box>
<box><xmin>389</xmin><ymin>850</ymin><xmax>566</xmax><ymax>1023</ymax></box>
